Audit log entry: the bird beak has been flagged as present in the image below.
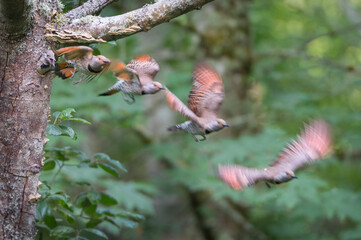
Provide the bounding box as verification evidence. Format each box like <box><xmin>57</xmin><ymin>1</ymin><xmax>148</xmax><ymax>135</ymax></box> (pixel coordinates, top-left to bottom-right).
<box><xmin>104</xmin><ymin>60</ymin><xmax>111</xmax><ymax>64</ymax></box>
<box><xmin>50</xmin><ymin>58</ymin><xmax>55</xmax><ymax>67</ymax></box>
<box><xmin>159</xmin><ymin>87</ymin><xmax>166</xmax><ymax>90</ymax></box>
<box><xmin>223</xmin><ymin>124</ymin><xmax>230</xmax><ymax>127</ymax></box>
<box><xmin>292</xmin><ymin>176</ymin><xmax>298</xmax><ymax>179</ymax></box>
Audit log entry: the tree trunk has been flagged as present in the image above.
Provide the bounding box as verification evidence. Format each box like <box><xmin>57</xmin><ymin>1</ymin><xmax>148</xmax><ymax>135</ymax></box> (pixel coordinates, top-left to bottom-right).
<box><xmin>0</xmin><ymin>1</ymin><xmax>56</xmax><ymax>239</ymax></box>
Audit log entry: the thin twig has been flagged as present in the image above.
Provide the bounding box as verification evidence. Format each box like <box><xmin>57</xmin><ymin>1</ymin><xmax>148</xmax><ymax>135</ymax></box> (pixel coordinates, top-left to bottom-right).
<box><xmin>50</xmin><ymin>161</ymin><xmax>64</xmax><ymax>185</ymax></box>
<box><xmin>65</xmin><ymin>0</ymin><xmax>116</xmax><ymax>19</ymax></box>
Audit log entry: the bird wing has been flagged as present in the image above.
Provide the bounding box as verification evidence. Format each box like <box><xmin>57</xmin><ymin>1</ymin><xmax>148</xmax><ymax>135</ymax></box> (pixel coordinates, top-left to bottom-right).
<box><xmin>54</xmin><ymin>62</ymin><xmax>75</xmax><ymax>79</ymax></box>
<box><xmin>56</xmin><ymin>46</ymin><xmax>93</xmax><ymax>60</ymax></box>
<box><xmin>110</xmin><ymin>61</ymin><xmax>137</xmax><ymax>82</ymax></box>
<box><xmin>165</xmin><ymin>88</ymin><xmax>202</xmax><ymax>126</ymax></box>
<box><xmin>188</xmin><ymin>63</ymin><xmax>225</xmax><ymax>118</ymax></box>
<box><xmin>126</xmin><ymin>55</ymin><xmax>160</xmax><ymax>86</ymax></box>
<box><xmin>218</xmin><ymin>165</ymin><xmax>269</xmax><ymax>190</ymax></box>
<box><xmin>270</xmin><ymin>120</ymin><xmax>332</xmax><ymax>172</ymax></box>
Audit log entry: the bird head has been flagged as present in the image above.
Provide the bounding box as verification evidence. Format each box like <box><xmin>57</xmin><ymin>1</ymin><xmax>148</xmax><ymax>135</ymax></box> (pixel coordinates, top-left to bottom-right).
<box><xmin>274</xmin><ymin>171</ymin><xmax>297</xmax><ymax>184</ymax></box>
<box><xmin>141</xmin><ymin>82</ymin><xmax>165</xmax><ymax>95</ymax></box>
<box><xmin>93</xmin><ymin>55</ymin><xmax>111</xmax><ymax>69</ymax></box>
<box><xmin>204</xmin><ymin>119</ymin><xmax>229</xmax><ymax>134</ymax></box>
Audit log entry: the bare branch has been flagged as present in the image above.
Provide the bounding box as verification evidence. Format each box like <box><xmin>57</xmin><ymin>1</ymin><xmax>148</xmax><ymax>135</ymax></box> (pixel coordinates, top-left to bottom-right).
<box><xmin>65</xmin><ymin>0</ymin><xmax>116</xmax><ymax>19</ymax></box>
<box><xmin>0</xmin><ymin>0</ymin><xmax>32</xmax><ymax>39</ymax></box>
<box><xmin>46</xmin><ymin>0</ymin><xmax>214</xmax><ymax>43</ymax></box>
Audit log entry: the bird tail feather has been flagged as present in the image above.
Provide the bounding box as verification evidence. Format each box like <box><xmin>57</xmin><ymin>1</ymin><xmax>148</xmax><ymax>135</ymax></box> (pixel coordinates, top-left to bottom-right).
<box><xmin>98</xmin><ymin>89</ymin><xmax>119</xmax><ymax>96</ymax></box>
<box><xmin>167</xmin><ymin>125</ymin><xmax>181</xmax><ymax>132</ymax></box>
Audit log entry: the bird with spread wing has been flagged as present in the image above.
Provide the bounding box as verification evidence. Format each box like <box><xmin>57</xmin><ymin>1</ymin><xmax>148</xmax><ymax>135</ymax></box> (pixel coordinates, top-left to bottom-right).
<box><xmin>55</xmin><ymin>46</ymin><xmax>111</xmax><ymax>84</ymax></box>
<box><xmin>218</xmin><ymin>120</ymin><xmax>332</xmax><ymax>190</ymax></box>
<box><xmin>165</xmin><ymin>63</ymin><xmax>229</xmax><ymax>141</ymax></box>
<box><xmin>98</xmin><ymin>55</ymin><xmax>165</xmax><ymax>104</ymax></box>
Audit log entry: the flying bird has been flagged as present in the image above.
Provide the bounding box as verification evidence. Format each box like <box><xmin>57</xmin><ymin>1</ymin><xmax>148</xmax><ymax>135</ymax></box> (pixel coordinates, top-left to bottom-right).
<box><xmin>55</xmin><ymin>46</ymin><xmax>111</xmax><ymax>84</ymax></box>
<box><xmin>98</xmin><ymin>55</ymin><xmax>165</xmax><ymax>104</ymax></box>
<box><xmin>165</xmin><ymin>63</ymin><xmax>229</xmax><ymax>142</ymax></box>
<box><xmin>218</xmin><ymin>120</ymin><xmax>332</xmax><ymax>190</ymax></box>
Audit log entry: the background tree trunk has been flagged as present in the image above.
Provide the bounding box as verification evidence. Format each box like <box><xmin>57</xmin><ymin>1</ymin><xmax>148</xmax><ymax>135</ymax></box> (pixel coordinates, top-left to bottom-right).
<box><xmin>0</xmin><ymin>0</ymin><xmax>57</xmax><ymax>238</ymax></box>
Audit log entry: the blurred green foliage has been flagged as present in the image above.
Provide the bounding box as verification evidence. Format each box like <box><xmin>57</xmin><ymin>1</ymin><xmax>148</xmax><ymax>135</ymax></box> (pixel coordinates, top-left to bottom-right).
<box><xmin>36</xmin><ymin>109</ymin><xmax>149</xmax><ymax>240</ymax></box>
<box><xmin>39</xmin><ymin>0</ymin><xmax>361</xmax><ymax>239</ymax></box>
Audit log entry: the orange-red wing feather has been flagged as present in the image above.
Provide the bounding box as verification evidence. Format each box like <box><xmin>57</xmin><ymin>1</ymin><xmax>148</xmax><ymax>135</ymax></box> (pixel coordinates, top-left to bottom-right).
<box><xmin>56</xmin><ymin>62</ymin><xmax>69</xmax><ymax>69</ymax></box>
<box><xmin>55</xmin><ymin>62</ymin><xmax>76</xmax><ymax>79</ymax></box>
<box><xmin>165</xmin><ymin>88</ymin><xmax>202</xmax><ymax>125</ymax></box>
<box><xmin>58</xmin><ymin>68</ymin><xmax>75</xmax><ymax>79</ymax></box>
<box><xmin>218</xmin><ymin>165</ymin><xmax>268</xmax><ymax>190</ymax></box>
<box><xmin>56</xmin><ymin>46</ymin><xmax>93</xmax><ymax>60</ymax></box>
<box><xmin>188</xmin><ymin>63</ymin><xmax>225</xmax><ymax>118</ymax></box>
<box><xmin>110</xmin><ymin>61</ymin><xmax>136</xmax><ymax>82</ymax></box>
<box><xmin>127</xmin><ymin>55</ymin><xmax>159</xmax><ymax>86</ymax></box>
<box><xmin>270</xmin><ymin>120</ymin><xmax>332</xmax><ymax>171</ymax></box>
<box><xmin>133</xmin><ymin>55</ymin><xmax>152</xmax><ymax>62</ymax></box>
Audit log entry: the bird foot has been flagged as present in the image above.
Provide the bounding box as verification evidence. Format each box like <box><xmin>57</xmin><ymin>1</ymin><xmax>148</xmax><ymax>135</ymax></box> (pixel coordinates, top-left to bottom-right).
<box><xmin>265</xmin><ymin>182</ymin><xmax>271</xmax><ymax>188</ymax></box>
<box><xmin>72</xmin><ymin>79</ymin><xmax>82</xmax><ymax>85</ymax></box>
<box><xmin>192</xmin><ymin>135</ymin><xmax>206</xmax><ymax>142</ymax></box>
<box><xmin>123</xmin><ymin>95</ymin><xmax>135</xmax><ymax>104</ymax></box>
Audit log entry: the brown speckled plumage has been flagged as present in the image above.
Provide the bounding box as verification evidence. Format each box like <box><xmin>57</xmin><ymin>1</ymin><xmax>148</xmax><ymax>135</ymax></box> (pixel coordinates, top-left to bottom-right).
<box><xmin>98</xmin><ymin>55</ymin><xmax>164</xmax><ymax>104</ymax></box>
<box><xmin>218</xmin><ymin>120</ymin><xmax>332</xmax><ymax>190</ymax></box>
<box><xmin>165</xmin><ymin>63</ymin><xmax>228</xmax><ymax>141</ymax></box>
<box><xmin>55</xmin><ymin>46</ymin><xmax>110</xmax><ymax>83</ymax></box>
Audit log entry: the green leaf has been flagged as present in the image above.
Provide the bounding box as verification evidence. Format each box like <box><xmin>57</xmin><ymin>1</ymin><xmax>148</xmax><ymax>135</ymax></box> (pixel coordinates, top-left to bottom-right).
<box><xmin>116</xmin><ymin>210</ymin><xmax>144</xmax><ymax>222</ymax></box>
<box><xmin>61</xmin><ymin>108</ymin><xmax>76</xmax><ymax>119</ymax></box>
<box><xmin>46</xmin><ymin>124</ymin><xmax>77</xmax><ymax>140</ymax></box>
<box><xmin>52</xmin><ymin>111</ymin><xmax>61</xmax><ymax>119</ymax></box>
<box><xmin>67</xmin><ymin>117</ymin><xmax>91</xmax><ymax>125</ymax></box>
<box><xmin>36</xmin><ymin>201</ymin><xmax>52</xmax><ymax>219</ymax></box>
<box><xmin>94</xmin><ymin>153</ymin><xmax>127</xmax><ymax>173</ymax></box>
<box><xmin>114</xmin><ymin>216</ymin><xmax>138</xmax><ymax>228</ymax></box>
<box><xmin>58</xmin><ymin>125</ymin><xmax>76</xmax><ymax>139</ymax></box>
<box><xmin>85</xmin><ymin>218</ymin><xmax>102</xmax><ymax>228</ymax></box>
<box><xmin>93</xmin><ymin>153</ymin><xmax>111</xmax><ymax>161</ymax></box>
<box><xmin>87</xmin><ymin>191</ymin><xmax>101</xmax><ymax>205</ymax></box>
<box><xmin>78</xmin><ymin>228</ymin><xmax>108</xmax><ymax>240</ymax></box>
<box><xmin>43</xmin><ymin>215</ymin><xmax>57</xmax><ymax>229</ymax></box>
<box><xmin>35</xmin><ymin>223</ymin><xmax>50</xmax><ymax>231</ymax></box>
<box><xmin>98</xmin><ymin>163</ymin><xmax>119</xmax><ymax>177</ymax></box>
<box><xmin>107</xmin><ymin>159</ymin><xmax>127</xmax><ymax>173</ymax></box>
<box><xmin>84</xmin><ymin>204</ymin><xmax>97</xmax><ymax>215</ymax></box>
<box><xmin>49</xmin><ymin>226</ymin><xmax>75</xmax><ymax>237</ymax></box>
<box><xmin>75</xmin><ymin>193</ymin><xmax>88</xmax><ymax>207</ymax></box>
<box><xmin>42</xmin><ymin>159</ymin><xmax>56</xmax><ymax>171</ymax></box>
<box><xmin>97</xmin><ymin>209</ymin><xmax>115</xmax><ymax>217</ymax></box>
<box><xmin>46</xmin><ymin>124</ymin><xmax>63</xmax><ymax>136</ymax></box>
<box><xmin>103</xmin><ymin>217</ymin><xmax>120</xmax><ymax>227</ymax></box>
<box><xmin>45</xmin><ymin>147</ymin><xmax>68</xmax><ymax>161</ymax></box>
<box><xmin>56</xmin><ymin>208</ymin><xmax>75</xmax><ymax>223</ymax></box>
<box><xmin>48</xmin><ymin>193</ymin><xmax>72</xmax><ymax>210</ymax></box>
<box><xmin>99</xmin><ymin>193</ymin><xmax>118</xmax><ymax>206</ymax></box>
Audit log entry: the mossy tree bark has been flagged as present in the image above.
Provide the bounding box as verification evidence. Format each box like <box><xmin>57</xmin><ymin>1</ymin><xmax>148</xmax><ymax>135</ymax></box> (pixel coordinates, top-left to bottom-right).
<box><xmin>0</xmin><ymin>0</ymin><xmax>214</xmax><ymax>239</ymax></box>
<box><xmin>0</xmin><ymin>0</ymin><xmax>58</xmax><ymax>239</ymax></box>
